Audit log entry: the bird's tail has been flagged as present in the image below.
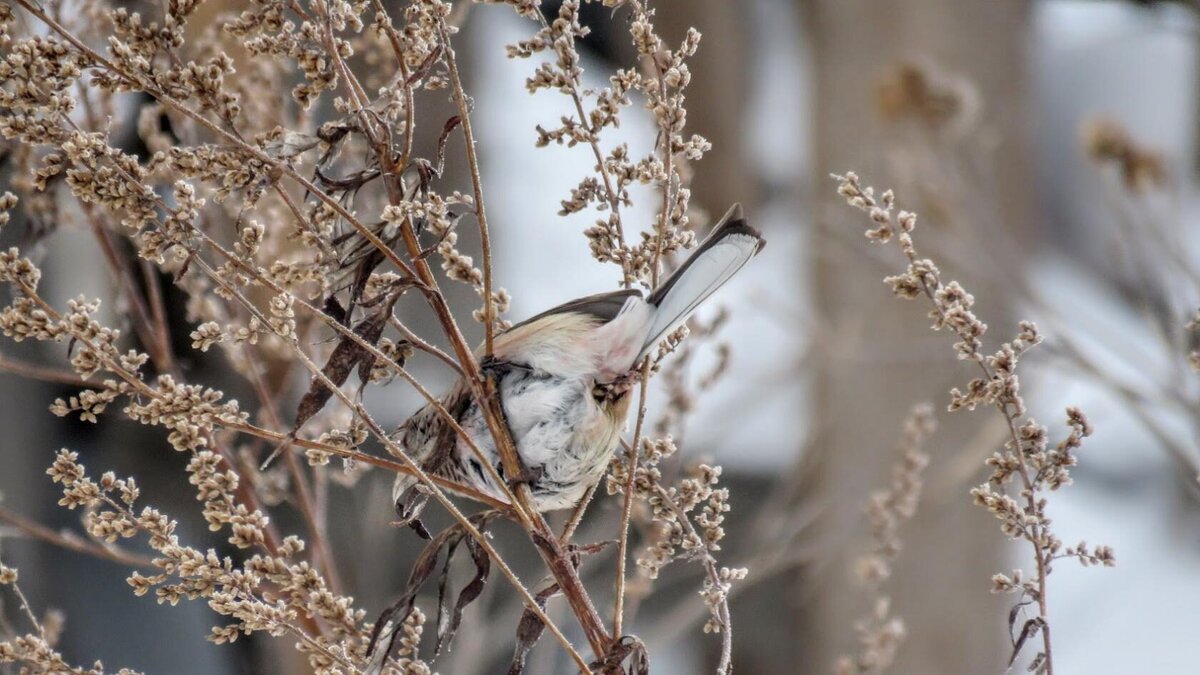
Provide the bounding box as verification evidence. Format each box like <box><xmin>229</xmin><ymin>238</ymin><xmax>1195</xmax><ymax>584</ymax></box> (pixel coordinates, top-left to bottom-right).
<box><xmin>637</xmin><ymin>204</ymin><xmax>765</xmax><ymax>361</ymax></box>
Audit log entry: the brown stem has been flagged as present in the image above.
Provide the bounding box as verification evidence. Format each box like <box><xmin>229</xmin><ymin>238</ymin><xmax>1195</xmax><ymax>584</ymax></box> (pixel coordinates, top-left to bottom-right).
<box><xmin>368</xmin><ymin>0</ymin><xmax>415</xmax><ymax>173</ymax></box>
<box><xmin>389</xmin><ymin>317</ymin><xmax>465</xmax><ymax>377</ymax></box>
<box><xmin>0</xmin><ymin>355</ymin><xmax>91</xmax><ymax>387</ymax></box>
<box><xmin>652</xmin><ymin>483</ymin><xmax>734</xmax><ymax>674</ymax></box>
<box><xmin>614</xmin><ymin>2</ymin><xmax>676</xmax><ymax>638</ymax></box>
<box><xmin>0</xmin><ymin>505</ymin><xmax>156</xmax><ymax>569</ymax></box>
<box><xmin>437</xmin><ymin>14</ymin><xmax>615</xmax><ymax>660</ymax></box>
<box><xmin>367</xmin><ymin>6</ymin><xmax>612</xmax><ymax>662</ymax></box>
<box><xmin>912</xmin><ymin>275</ymin><xmax>1054</xmax><ymax>674</ymax></box>
<box><xmin>343</xmin><ymin>5</ymin><xmax>527</xmax><ymax>524</ymax></box>
<box><xmin>533</xmin><ymin>7</ymin><xmax>628</xmax><ymax>256</ymax></box>
<box><xmin>82</xmin><ymin>205</ymin><xmax>169</xmax><ymax>368</ymax></box>
<box><xmin>139</xmin><ymin>258</ymin><xmax>175</xmax><ymax>372</ymax></box>
<box><xmin>239</xmin><ymin>342</ymin><xmax>344</xmax><ymax>597</ymax></box>
<box><xmin>436</xmin><ymin>18</ymin><xmax>498</xmax><ymax>355</ymax></box>
<box><xmin>560</xmin><ymin>481</ymin><xmax>600</xmax><ymax>542</ymax></box>
<box><xmin>229</xmin><ymin>420</ymin><xmax>511</xmax><ymax>509</ymax></box>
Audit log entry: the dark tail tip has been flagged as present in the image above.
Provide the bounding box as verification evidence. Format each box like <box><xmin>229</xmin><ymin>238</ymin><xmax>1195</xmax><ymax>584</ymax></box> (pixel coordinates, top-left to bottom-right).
<box><xmin>712</xmin><ymin>202</ymin><xmax>765</xmax><ymax>253</ymax></box>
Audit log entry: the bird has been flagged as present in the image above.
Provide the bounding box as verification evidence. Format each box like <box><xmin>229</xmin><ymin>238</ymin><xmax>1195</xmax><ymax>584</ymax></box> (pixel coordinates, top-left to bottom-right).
<box><xmin>390</xmin><ymin>204</ymin><xmax>764</xmax><ymax>516</ymax></box>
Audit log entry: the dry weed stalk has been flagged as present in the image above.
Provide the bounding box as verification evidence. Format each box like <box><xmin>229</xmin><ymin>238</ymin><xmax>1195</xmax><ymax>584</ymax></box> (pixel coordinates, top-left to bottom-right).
<box><xmin>1071</xmin><ymin>117</ymin><xmax>1200</xmax><ymax>482</ymax></box>
<box><xmin>862</xmin><ymin>77</ymin><xmax>1200</xmax><ymax>485</ymax></box>
<box><xmin>0</xmin><ymin>0</ymin><xmax>743</xmax><ymax>673</ymax></box>
<box><xmin>834</xmin><ymin>405</ymin><xmax>935</xmax><ymax>675</ymax></box>
<box><xmin>1</xmin><ymin>549</ymin><xmax>143</xmax><ymax>675</ymax></box>
<box><xmin>832</xmin><ymin>172</ymin><xmax>1114</xmax><ymax>675</ymax></box>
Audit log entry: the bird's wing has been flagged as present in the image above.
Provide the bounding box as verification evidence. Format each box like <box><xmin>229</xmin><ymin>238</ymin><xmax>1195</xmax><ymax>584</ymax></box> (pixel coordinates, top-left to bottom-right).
<box><xmin>507</xmin><ymin>289</ymin><xmax>643</xmax><ymax>331</ymax></box>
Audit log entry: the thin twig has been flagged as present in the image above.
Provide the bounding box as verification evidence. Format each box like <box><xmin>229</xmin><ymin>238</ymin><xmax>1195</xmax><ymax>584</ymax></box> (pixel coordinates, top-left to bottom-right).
<box><xmin>614</xmin><ymin>0</ymin><xmax>676</xmax><ymax>638</ymax></box>
<box><xmin>651</xmin><ymin>482</ymin><xmax>734</xmax><ymax>674</ymax></box>
<box><xmin>0</xmin><ymin>505</ymin><xmax>156</xmax><ymax>569</ymax></box>
<box><xmin>532</xmin><ymin>6</ymin><xmax>628</xmax><ymax>255</ymax></box>
<box><xmin>0</xmin><ymin>355</ymin><xmax>91</xmax><ymax>387</ymax></box>
<box><xmin>238</xmin><ymin>341</ymin><xmax>344</xmax><ymax>596</ymax></box>
<box><xmin>437</xmin><ymin>16</ymin><xmax>497</xmax><ymax>355</ymax></box>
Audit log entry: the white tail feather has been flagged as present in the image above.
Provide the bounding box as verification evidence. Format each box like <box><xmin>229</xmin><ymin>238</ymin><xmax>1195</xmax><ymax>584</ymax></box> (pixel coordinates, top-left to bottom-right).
<box><xmin>636</xmin><ymin>205</ymin><xmax>763</xmax><ymax>361</ymax></box>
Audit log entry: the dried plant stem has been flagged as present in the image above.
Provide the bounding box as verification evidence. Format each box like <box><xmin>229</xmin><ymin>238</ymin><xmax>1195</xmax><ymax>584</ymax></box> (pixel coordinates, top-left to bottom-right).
<box><xmin>0</xmin><ymin>355</ymin><xmax>90</xmax><ymax>387</ymax></box>
<box><xmin>613</xmin><ymin>366</ymin><xmax>650</xmax><ymax>640</ymax></box>
<box><xmin>239</xmin><ymin>341</ymin><xmax>343</xmax><ymax>597</ymax></box>
<box><xmin>830</xmin><ymin>172</ymin><xmax>1115</xmax><ymax>674</ymax></box>
<box><xmin>388</xmin><ymin>317</ymin><xmax>465</xmax><ymax>377</ymax></box>
<box><xmin>139</xmin><ymin>258</ymin><xmax>174</xmax><ymax>371</ymax></box>
<box><xmin>437</xmin><ymin>16</ymin><xmax>497</xmax><ymax>356</ymax></box>
<box><xmin>614</xmin><ymin>3</ymin><xmax>676</xmax><ymax>636</ymax></box>
<box><xmin>652</xmin><ymin>481</ymin><xmax>734</xmax><ymax>674</ymax></box>
<box><xmin>354</xmin><ymin>10</ymin><xmax>615</xmax><ymax>662</ymax></box>
<box><xmin>0</xmin><ymin>505</ymin><xmax>156</xmax><ymax>568</ymax></box>
<box><xmin>913</xmin><ymin>261</ymin><xmax>1055</xmax><ymax>673</ymax></box>
<box><xmin>288</xmin><ymin>625</ymin><xmax>359</xmax><ymax>672</ymax></box>
<box><xmin>532</xmin><ymin>8</ymin><xmax>627</xmax><ymax>252</ymax></box>
<box><xmin>12</xmin><ymin>0</ymin><xmax>419</xmax><ymax>283</ymax></box>
<box><xmin>314</xmin><ymin>1</ymin><xmax>372</xmax><ymax>111</ymax></box>
<box><xmin>368</xmin><ymin>0</ymin><xmax>416</xmax><ymax>171</ymax></box>
<box><xmin>6</xmin><ymin>575</ymin><xmax>43</xmax><ymax>638</ymax></box>
<box><xmin>560</xmin><ymin>481</ymin><xmax>601</xmax><ymax>542</ymax></box>
<box><xmin>245</xmin><ymin>425</ymin><xmax>510</xmax><ymax>505</ymax></box>
<box><xmin>332</xmin><ymin>15</ymin><xmax>532</xmax><ymax>533</ymax></box>
<box><xmin>83</xmin><ymin>207</ymin><xmax>169</xmax><ymax>368</ymax></box>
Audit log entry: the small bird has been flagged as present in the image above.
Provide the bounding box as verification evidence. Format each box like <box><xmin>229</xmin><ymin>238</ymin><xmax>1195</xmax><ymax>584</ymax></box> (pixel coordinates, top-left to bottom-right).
<box><xmin>391</xmin><ymin>204</ymin><xmax>764</xmax><ymax>515</ymax></box>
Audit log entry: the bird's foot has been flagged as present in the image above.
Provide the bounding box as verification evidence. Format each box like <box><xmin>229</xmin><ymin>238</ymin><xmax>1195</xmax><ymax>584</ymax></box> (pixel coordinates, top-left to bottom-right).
<box><xmin>593</xmin><ymin>370</ymin><xmax>640</xmax><ymax>404</ymax></box>
<box><xmin>479</xmin><ymin>354</ymin><xmax>505</xmax><ymax>378</ymax></box>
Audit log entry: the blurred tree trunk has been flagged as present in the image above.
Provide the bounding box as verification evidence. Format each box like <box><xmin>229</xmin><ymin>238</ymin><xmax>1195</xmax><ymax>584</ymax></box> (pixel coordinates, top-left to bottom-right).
<box><xmin>801</xmin><ymin>1</ymin><xmax>1033</xmax><ymax>673</ymax></box>
<box><xmin>654</xmin><ymin>0</ymin><xmax>754</xmax><ymax>218</ymax></box>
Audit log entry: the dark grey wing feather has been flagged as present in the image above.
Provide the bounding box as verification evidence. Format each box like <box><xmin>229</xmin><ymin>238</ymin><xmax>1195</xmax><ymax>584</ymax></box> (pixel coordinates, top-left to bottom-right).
<box><xmin>508</xmin><ymin>289</ymin><xmax>642</xmax><ymax>331</ymax></box>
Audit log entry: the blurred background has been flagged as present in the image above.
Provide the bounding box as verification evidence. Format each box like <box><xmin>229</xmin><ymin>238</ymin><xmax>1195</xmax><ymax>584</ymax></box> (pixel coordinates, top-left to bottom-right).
<box><xmin>3</xmin><ymin>0</ymin><xmax>1200</xmax><ymax>673</ymax></box>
